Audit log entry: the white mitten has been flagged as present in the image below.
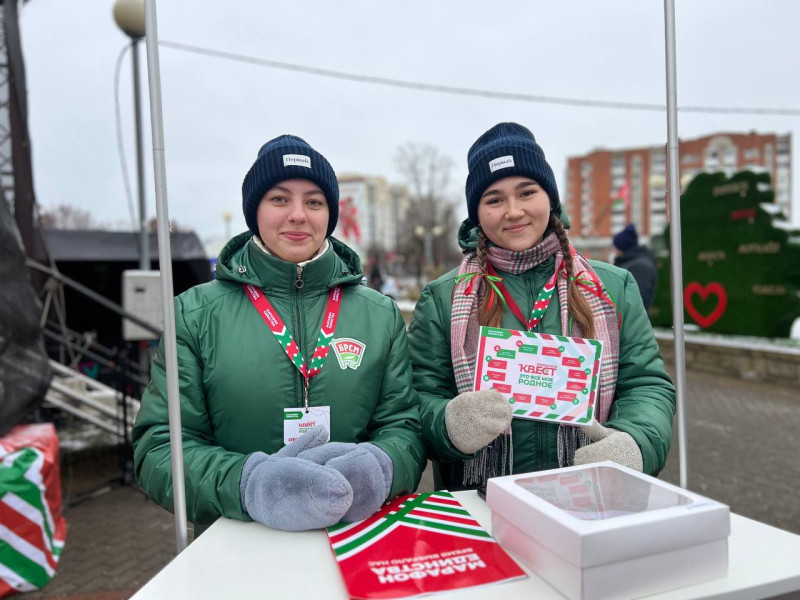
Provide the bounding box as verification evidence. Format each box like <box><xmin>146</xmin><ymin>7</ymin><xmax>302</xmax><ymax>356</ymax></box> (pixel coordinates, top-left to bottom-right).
<box><xmin>444</xmin><ymin>389</ymin><xmax>512</xmax><ymax>454</ymax></box>
<box><xmin>573</xmin><ymin>422</ymin><xmax>643</xmax><ymax>471</ymax></box>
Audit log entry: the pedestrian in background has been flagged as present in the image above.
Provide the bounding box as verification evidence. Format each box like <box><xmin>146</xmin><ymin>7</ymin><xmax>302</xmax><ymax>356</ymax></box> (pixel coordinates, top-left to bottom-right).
<box><xmin>613</xmin><ymin>223</ymin><xmax>658</xmax><ymax>311</ymax></box>
<box><xmin>133</xmin><ymin>135</ymin><xmax>425</xmax><ymax>532</ymax></box>
<box><xmin>408</xmin><ymin>122</ymin><xmax>675</xmax><ymax>491</ymax></box>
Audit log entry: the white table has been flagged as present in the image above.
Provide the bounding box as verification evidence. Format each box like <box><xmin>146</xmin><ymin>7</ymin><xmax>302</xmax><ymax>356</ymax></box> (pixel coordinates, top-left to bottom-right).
<box><xmin>132</xmin><ymin>491</ymin><xmax>800</xmax><ymax>599</ymax></box>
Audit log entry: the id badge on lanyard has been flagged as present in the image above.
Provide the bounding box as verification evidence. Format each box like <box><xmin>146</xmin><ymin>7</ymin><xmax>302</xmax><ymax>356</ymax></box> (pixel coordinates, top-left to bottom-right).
<box><xmin>283</xmin><ymin>406</ymin><xmax>331</xmax><ymax>444</ymax></box>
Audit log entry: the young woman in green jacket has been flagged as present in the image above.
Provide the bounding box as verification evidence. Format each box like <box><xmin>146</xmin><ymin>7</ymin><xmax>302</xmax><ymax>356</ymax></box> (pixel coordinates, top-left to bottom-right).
<box><xmin>408</xmin><ymin>123</ymin><xmax>675</xmax><ymax>491</ymax></box>
<box><xmin>132</xmin><ymin>135</ymin><xmax>425</xmax><ymax>531</ymax></box>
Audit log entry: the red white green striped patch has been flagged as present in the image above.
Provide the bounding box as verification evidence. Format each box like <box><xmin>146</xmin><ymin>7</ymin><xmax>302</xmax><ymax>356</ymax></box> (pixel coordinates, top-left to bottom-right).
<box><xmin>0</xmin><ymin>424</ymin><xmax>67</xmax><ymax>596</ymax></box>
<box><xmin>327</xmin><ymin>491</ymin><xmax>526</xmax><ymax>598</ymax></box>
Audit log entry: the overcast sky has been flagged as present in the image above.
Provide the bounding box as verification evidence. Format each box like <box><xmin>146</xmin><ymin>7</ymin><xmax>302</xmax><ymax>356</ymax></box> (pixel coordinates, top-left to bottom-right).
<box><xmin>19</xmin><ymin>0</ymin><xmax>800</xmax><ymax>243</ymax></box>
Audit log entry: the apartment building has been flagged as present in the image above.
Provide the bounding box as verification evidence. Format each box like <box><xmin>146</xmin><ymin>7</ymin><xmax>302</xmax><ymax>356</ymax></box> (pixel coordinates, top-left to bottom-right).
<box><xmin>564</xmin><ymin>132</ymin><xmax>792</xmax><ymax>257</ymax></box>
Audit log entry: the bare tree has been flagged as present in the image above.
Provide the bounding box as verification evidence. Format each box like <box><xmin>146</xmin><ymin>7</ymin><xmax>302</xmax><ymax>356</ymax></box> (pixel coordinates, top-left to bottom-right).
<box><xmin>396</xmin><ymin>143</ymin><xmax>453</xmax><ymax>226</ymax></box>
<box><xmin>39</xmin><ymin>204</ymin><xmax>99</xmax><ymax>230</ymax></box>
<box><xmin>395</xmin><ymin>143</ymin><xmax>461</xmax><ymax>283</ymax></box>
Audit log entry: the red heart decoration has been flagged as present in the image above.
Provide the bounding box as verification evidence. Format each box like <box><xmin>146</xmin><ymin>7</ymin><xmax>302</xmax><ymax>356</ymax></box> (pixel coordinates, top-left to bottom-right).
<box><xmin>684</xmin><ymin>282</ymin><xmax>727</xmax><ymax>328</ymax></box>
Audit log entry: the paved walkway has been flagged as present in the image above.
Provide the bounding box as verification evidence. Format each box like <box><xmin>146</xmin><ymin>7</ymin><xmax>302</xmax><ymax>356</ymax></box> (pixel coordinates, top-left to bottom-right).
<box><xmin>659</xmin><ymin>367</ymin><xmax>800</xmax><ymax>535</ymax></box>
<box><xmin>18</xmin><ymin>367</ymin><xmax>800</xmax><ymax>599</ymax></box>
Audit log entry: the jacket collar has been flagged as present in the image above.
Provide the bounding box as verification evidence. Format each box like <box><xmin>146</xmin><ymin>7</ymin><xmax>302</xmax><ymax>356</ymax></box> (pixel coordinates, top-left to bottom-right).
<box><xmin>215</xmin><ymin>232</ymin><xmax>363</xmax><ymax>293</ymax></box>
<box><xmin>252</xmin><ymin>236</ymin><xmax>330</xmax><ymax>266</ymax></box>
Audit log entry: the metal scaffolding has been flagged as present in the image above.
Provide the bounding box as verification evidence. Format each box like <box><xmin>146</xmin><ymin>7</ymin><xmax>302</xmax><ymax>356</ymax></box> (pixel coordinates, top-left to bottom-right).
<box><xmin>0</xmin><ymin>8</ymin><xmax>15</xmax><ymax>214</ymax></box>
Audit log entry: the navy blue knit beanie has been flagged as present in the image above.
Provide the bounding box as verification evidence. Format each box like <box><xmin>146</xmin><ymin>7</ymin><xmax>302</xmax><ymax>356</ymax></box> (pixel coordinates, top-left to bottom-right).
<box><xmin>613</xmin><ymin>223</ymin><xmax>638</xmax><ymax>252</ymax></box>
<box><xmin>242</xmin><ymin>135</ymin><xmax>339</xmax><ymax>237</ymax></box>
<box><xmin>465</xmin><ymin>123</ymin><xmax>560</xmax><ymax>228</ymax></box>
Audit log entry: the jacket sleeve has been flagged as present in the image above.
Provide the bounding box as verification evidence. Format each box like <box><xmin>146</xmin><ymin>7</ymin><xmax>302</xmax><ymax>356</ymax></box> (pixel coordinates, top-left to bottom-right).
<box><xmin>604</xmin><ymin>271</ymin><xmax>676</xmax><ymax>475</ymax></box>
<box><xmin>368</xmin><ymin>305</ymin><xmax>427</xmax><ymax>498</ymax></box>
<box><xmin>408</xmin><ymin>284</ymin><xmax>473</xmax><ymax>464</ymax></box>
<box><xmin>132</xmin><ymin>296</ymin><xmax>251</xmax><ymax>526</ymax></box>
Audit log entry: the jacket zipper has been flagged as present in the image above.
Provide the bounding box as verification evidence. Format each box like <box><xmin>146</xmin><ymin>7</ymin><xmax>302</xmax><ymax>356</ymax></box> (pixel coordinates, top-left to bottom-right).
<box><xmin>294</xmin><ymin>265</ymin><xmax>305</xmax><ymax>407</ymax></box>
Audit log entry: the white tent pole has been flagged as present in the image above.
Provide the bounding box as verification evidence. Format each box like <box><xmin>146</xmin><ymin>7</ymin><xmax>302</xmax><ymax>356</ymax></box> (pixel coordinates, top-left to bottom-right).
<box><xmin>144</xmin><ymin>0</ymin><xmax>188</xmax><ymax>552</ymax></box>
<box><xmin>663</xmin><ymin>0</ymin><xmax>689</xmax><ymax>489</ymax></box>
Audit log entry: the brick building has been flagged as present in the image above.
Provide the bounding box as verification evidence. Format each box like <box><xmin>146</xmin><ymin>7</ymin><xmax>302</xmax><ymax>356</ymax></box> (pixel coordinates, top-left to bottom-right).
<box><xmin>564</xmin><ymin>132</ymin><xmax>792</xmax><ymax>258</ymax></box>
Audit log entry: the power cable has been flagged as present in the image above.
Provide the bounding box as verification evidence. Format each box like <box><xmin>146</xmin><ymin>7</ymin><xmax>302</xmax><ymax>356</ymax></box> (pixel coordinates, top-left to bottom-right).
<box><xmin>677</xmin><ymin>105</ymin><xmax>800</xmax><ymax>116</ymax></box>
<box><xmin>114</xmin><ymin>43</ymin><xmax>138</xmax><ymax>230</ymax></box>
<box><xmin>160</xmin><ymin>40</ymin><xmax>800</xmax><ymax>117</ymax></box>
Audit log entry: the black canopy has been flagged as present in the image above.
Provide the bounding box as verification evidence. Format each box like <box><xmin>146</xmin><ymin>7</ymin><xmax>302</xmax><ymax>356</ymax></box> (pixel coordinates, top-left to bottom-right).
<box><xmin>34</xmin><ymin>228</ymin><xmax>213</xmax><ymax>351</ymax></box>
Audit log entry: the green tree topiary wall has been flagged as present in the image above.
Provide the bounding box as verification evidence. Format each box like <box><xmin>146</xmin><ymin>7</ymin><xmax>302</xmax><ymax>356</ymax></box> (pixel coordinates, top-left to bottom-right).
<box><xmin>649</xmin><ymin>171</ymin><xmax>800</xmax><ymax>338</ymax></box>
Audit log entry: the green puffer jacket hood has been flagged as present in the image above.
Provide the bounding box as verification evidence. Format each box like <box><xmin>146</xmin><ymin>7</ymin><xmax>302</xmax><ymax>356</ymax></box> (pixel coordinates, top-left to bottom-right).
<box><xmin>408</xmin><ymin>232</ymin><xmax>675</xmax><ymax>491</ymax></box>
<box><xmin>133</xmin><ymin>233</ymin><xmax>426</xmax><ymax>525</ymax></box>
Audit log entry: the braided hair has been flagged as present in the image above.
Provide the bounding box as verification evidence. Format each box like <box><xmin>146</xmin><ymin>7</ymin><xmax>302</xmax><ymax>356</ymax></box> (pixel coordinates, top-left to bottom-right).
<box><xmin>550</xmin><ymin>214</ymin><xmax>595</xmax><ymax>338</ymax></box>
<box><xmin>476</xmin><ymin>230</ymin><xmax>504</xmax><ymax>328</ymax></box>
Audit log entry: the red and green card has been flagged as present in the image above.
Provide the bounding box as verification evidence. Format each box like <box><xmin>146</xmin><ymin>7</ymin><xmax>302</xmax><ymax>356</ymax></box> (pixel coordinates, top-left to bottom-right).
<box><xmin>473</xmin><ymin>326</ymin><xmax>602</xmax><ymax>425</ymax></box>
<box><xmin>326</xmin><ymin>491</ymin><xmax>526</xmax><ymax>599</ymax></box>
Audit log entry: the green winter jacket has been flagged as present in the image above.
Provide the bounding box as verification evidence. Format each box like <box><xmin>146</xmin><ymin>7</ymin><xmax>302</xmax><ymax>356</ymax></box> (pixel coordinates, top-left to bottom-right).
<box><xmin>132</xmin><ymin>233</ymin><xmax>426</xmax><ymax>525</ymax></box>
<box><xmin>408</xmin><ymin>223</ymin><xmax>675</xmax><ymax>491</ymax></box>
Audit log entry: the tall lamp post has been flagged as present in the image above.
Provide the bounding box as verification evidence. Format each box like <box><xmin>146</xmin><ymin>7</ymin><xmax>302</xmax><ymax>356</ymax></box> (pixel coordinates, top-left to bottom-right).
<box><xmin>414</xmin><ymin>224</ymin><xmax>444</xmax><ymax>285</ymax></box>
<box><xmin>222</xmin><ymin>211</ymin><xmax>232</xmax><ymax>240</ymax></box>
<box><xmin>113</xmin><ymin>0</ymin><xmax>149</xmax><ymax>270</ymax></box>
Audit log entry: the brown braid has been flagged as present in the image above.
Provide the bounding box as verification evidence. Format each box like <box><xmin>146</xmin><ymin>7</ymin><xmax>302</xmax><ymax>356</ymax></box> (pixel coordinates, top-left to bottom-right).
<box><xmin>476</xmin><ymin>231</ymin><xmax>504</xmax><ymax>327</ymax></box>
<box><xmin>551</xmin><ymin>215</ymin><xmax>595</xmax><ymax>338</ymax></box>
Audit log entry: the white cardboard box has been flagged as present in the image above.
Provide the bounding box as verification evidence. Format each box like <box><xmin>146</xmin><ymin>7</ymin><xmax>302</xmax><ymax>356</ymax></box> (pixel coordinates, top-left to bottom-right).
<box><xmin>486</xmin><ymin>462</ymin><xmax>730</xmax><ymax>600</ymax></box>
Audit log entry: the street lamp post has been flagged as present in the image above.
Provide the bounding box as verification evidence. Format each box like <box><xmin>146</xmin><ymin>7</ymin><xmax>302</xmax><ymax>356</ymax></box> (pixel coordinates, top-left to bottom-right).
<box><xmin>113</xmin><ymin>0</ymin><xmax>148</xmax><ymax>270</ymax></box>
<box><xmin>414</xmin><ymin>224</ymin><xmax>444</xmax><ymax>285</ymax></box>
<box><xmin>222</xmin><ymin>211</ymin><xmax>232</xmax><ymax>240</ymax></box>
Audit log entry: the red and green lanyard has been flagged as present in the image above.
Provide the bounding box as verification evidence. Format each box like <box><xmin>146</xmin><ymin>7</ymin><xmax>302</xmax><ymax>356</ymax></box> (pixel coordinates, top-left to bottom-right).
<box><xmin>243</xmin><ymin>283</ymin><xmax>341</xmax><ymax>410</ymax></box>
<box><xmin>488</xmin><ymin>263</ymin><xmax>557</xmax><ymax>331</ymax></box>
<box><xmin>457</xmin><ymin>247</ymin><xmax>618</xmax><ymax>333</ymax></box>
<box><xmin>456</xmin><ymin>264</ymin><xmax>557</xmax><ymax>331</ymax></box>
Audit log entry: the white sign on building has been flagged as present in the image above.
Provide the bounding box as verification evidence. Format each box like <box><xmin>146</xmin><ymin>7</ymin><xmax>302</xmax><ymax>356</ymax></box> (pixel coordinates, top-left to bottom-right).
<box><xmin>336</xmin><ymin>179</ymin><xmax>370</xmax><ymax>258</ymax></box>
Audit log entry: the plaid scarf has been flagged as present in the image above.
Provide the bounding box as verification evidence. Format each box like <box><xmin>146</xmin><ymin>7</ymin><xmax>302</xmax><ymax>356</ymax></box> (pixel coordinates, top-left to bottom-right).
<box><xmin>450</xmin><ymin>233</ymin><xmax>620</xmax><ymax>484</ymax></box>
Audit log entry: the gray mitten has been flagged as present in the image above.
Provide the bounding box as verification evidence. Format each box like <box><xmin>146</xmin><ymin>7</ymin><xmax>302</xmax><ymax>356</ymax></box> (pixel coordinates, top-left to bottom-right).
<box><xmin>444</xmin><ymin>389</ymin><xmax>512</xmax><ymax>454</ymax></box>
<box><xmin>296</xmin><ymin>441</ymin><xmax>356</xmax><ymax>464</ymax></box>
<box><xmin>573</xmin><ymin>422</ymin><xmax>643</xmax><ymax>471</ymax></box>
<box><xmin>299</xmin><ymin>442</ymin><xmax>393</xmax><ymax>522</ymax></box>
<box><xmin>240</xmin><ymin>425</ymin><xmax>353</xmax><ymax>531</ymax></box>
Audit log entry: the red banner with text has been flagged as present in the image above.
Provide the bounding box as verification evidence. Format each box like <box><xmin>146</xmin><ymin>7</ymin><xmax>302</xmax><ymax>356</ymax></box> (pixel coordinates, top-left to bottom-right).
<box><xmin>327</xmin><ymin>491</ymin><xmax>525</xmax><ymax>599</ymax></box>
